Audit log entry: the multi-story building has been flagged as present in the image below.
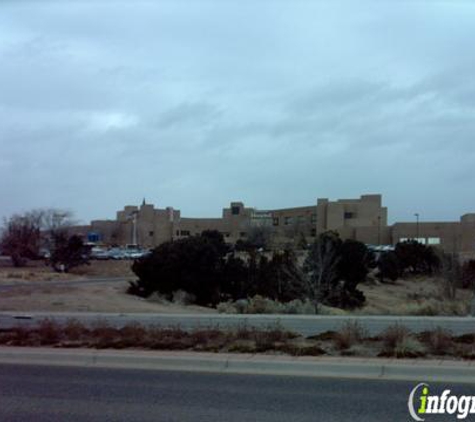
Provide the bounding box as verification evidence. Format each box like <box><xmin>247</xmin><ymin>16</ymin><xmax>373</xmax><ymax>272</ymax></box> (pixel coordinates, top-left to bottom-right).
<box><xmin>77</xmin><ymin>194</ymin><xmax>475</xmax><ymax>255</ymax></box>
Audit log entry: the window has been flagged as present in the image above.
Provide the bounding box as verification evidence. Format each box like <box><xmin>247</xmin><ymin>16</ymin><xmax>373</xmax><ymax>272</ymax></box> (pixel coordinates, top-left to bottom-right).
<box><xmin>310</xmin><ymin>214</ymin><xmax>317</xmax><ymax>224</ymax></box>
<box><xmin>427</xmin><ymin>237</ymin><xmax>441</xmax><ymax>245</ymax></box>
<box><xmin>284</xmin><ymin>216</ymin><xmax>292</xmax><ymax>225</ymax></box>
<box><xmin>240</xmin><ymin>232</ymin><xmax>247</xmax><ymax>237</ymax></box>
<box><xmin>231</xmin><ymin>206</ymin><xmax>240</xmax><ymax>215</ymax></box>
<box><xmin>344</xmin><ymin>212</ymin><xmax>355</xmax><ymax>219</ymax></box>
<box><xmin>180</xmin><ymin>230</ymin><xmax>190</xmax><ymax>236</ymax></box>
<box><xmin>311</xmin><ymin>228</ymin><xmax>316</xmax><ymax>237</ymax></box>
<box><xmin>149</xmin><ymin>231</ymin><xmax>154</xmax><ymax>237</ymax></box>
<box><xmin>273</xmin><ymin>217</ymin><xmax>279</xmax><ymax>226</ymax></box>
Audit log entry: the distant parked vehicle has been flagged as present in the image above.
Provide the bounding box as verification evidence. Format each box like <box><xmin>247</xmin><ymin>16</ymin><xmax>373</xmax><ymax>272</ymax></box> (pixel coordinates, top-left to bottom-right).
<box><xmin>90</xmin><ymin>247</ymin><xmax>110</xmax><ymax>260</ymax></box>
<box><xmin>108</xmin><ymin>248</ymin><xmax>127</xmax><ymax>260</ymax></box>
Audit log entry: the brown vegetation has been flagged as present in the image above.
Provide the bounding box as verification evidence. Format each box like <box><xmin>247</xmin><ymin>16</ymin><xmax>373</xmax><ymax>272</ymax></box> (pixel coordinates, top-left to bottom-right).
<box><xmin>0</xmin><ymin>320</ymin><xmax>473</xmax><ymax>360</ymax></box>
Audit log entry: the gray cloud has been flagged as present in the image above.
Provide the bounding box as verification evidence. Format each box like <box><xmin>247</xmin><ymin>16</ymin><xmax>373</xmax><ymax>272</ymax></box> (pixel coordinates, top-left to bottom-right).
<box><xmin>1</xmin><ymin>1</ymin><xmax>475</xmax><ymax>224</ymax></box>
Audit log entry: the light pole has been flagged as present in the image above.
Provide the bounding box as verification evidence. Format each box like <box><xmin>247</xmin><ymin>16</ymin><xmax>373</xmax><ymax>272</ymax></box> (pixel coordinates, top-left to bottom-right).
<box><xmin>127</xmin><ymin>210</ymin><xmax>138</xmax><ymax>246</ymax></box>
<box><xmin>414</xmin><ymin>213</ymin><xmax>420</xmax><ymax>242</ymax></box>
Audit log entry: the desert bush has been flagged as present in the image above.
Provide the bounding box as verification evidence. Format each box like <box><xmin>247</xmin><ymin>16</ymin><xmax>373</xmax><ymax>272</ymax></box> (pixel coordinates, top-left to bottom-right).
<box><xmin>377</xmin><ymin>251</ymin><xmax>400</xmax><ymax>282</ymax></box>
<box><xmin>216</xmin><ymin>301</ymin><xmax>238</xmax><ymax>314</ymax></box>
<box><xmin>90</xmin><ymin>321</ymin><xmax>120</xmax><ymax>348</ymax></box>
<box><xmin>334</xmin><ymin>321</ymin><xmax>368</xmax><ymax>350</ymax></box>
<box><xmin>216</xmin><ymin>297</ymin><xmax>317</xmax><ymax>315</ymax></box>
<box><xmin>120</xmin><ymin>323</ymin><xmax>148</xmax><ymax>347</ymax></box>
<box><xmin>0</xmin><ymin>326</ymin><xmax>30</xmax><ymax>346</ymax></box>
<box><xmin>234</xmin><ymin>324</ymin><xmax>254</xmax><ymax>340</ymax></box>
<box><xmin>247</xmin><ymin>295</ymin><xmax>284</xmax><ymax>314</ymax></box>
<box><xmin>49</xmin><ymin>233</ymin><xmax>90</xmax><ymax>273</ymax></box>
<box><xmin>283</xmin><ymin>299</ymin><xmax>315</xmax><ymax>314</ymax></box>
<box><xmin>379</xmin><ymin>324</ymin><xmax>426</xmax><ymax>357</ymax></box>
<box><xmin>426</xmin><ymin>327</ymin><xmax>453</xmax><ymax>355</ymax></box>
<box><xmin>395</xmin><ymin>241</ymin><xmax>440</xmax><ymax>276</ymax></box>
<box><xmin>131</xmin><ymin>230</ymin><xmax>228</xmax><ymax>305</ymax></box>
<box><xmin>304</xmin><ymin>233</ymin><xmax>368</xmax><ymax>310</ymax></box>
<box><xmin>63</xmin><ymin>319</ymin><xmax>88</xmax><ymax>341</ymax></box>
<box><xmin>381</xmin><ymin>324</ymin><xmax>411</xmax><ymax>350</ymax></box>
<box><xmin>37</xmin><ymin>319</ymin><xmax>62</xmax><ymax>345</ymax></box>
<box><xmin>392</xmin><ymin>337</ymin><xmax>426</xmax><ymax>358</ymax></box>
<box><xmin>172</xmin><ymin>290</ymin><xmax>196</xmax><ymax>305</ymax></box>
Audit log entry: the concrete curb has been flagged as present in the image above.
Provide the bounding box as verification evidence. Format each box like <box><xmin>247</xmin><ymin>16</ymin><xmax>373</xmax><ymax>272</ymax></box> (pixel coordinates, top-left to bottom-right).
<box><xmin>0</xmin><ymin>347</ymin><xmax>474</xmax><ymax>383</ymax></box>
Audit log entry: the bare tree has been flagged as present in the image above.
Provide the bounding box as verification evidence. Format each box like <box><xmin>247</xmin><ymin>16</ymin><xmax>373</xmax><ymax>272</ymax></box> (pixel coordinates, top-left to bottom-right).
<box><xmin>303</xmin><ymin>231</ymin><xmax>341</xmax><ymax>312</ymax></box>
<box><xmin>1</xmin><ymin>212</ymin><xmax>42</xmax><ymax>266</ymax></box>
<box><xmin>0</xmin><ymin>208</ymin><xmax>75</xmax><ymax>267</ymax></box>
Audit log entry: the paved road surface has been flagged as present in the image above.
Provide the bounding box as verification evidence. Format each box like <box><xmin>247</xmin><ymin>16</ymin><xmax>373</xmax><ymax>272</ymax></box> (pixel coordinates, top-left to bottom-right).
<box><xmin>0</xmin><ymin>311</ymin><xmax>474</xmax><ymax>336</ymax></box>
<box><xmin>1</xmin><ymin>363</ymin><xmax>471</xmax><ymax>422</ymax></box>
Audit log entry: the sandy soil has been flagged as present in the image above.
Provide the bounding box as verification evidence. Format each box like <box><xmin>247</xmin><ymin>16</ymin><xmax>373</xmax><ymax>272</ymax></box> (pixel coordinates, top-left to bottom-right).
<box><xmin>0</xmin><ymin>281</ymin><xmax>216</xmax><ymax>314</ymax></box>
<box><xmin>0</xmin><ymin>259</ymin><xmax>135</xmax><ymax>285</ymax></box>
<box><xmin>0</xmin><ymin>259</ymin><xmax>214</xmax><ymax>313</ymax></box>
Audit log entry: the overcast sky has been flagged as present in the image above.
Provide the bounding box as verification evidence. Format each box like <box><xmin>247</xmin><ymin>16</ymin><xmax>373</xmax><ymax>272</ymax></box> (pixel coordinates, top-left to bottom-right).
<box><xmin>1</xmin><ymin>1</ymin><xmax>474</xmax><ymax>225</ymax></box>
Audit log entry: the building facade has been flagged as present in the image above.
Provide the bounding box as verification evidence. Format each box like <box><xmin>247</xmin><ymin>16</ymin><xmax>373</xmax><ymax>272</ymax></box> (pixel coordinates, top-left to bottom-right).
<box><xmin>77</xmin><ymin>195</ymin><xmax>475</xmax><ymax>254</ymax></box>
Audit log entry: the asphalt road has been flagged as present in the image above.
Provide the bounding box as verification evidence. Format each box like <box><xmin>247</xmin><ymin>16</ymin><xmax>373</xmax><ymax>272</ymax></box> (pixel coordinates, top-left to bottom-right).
<box><xmin>1</xmin><ymin>363</ymin><xmax>468</xmax><ymax>422</ymax></box>
<box><xmin>1</xmin><ymin>311</ymin><xmax>474</xmax><ymax>336</ymax></box>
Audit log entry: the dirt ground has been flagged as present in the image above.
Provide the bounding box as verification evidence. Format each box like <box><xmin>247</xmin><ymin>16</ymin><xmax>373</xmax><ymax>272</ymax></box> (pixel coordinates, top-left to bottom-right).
<box><xmin>0</xmin><ymin>258</ymin><xmax>214</xmax><ymax>313</ymax></box>
<box><xmin>0</xmin><ymin>258</ymin><xmax>472</xmax><ymax>315</ymax></box>
<box><xmin>0</xmin><ymin>281</ymin><xmax>215</xmax><ymax>313</ymax></box>
<box><xmin>0</xmin><ymin>258</ymin><xmax>135</xmax><ymax>285</ymax></box>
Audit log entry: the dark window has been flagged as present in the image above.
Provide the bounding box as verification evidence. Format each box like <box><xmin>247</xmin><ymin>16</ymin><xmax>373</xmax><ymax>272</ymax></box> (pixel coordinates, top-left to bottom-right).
<box><xmin>311</xmin><ymin>214</ymin><xmax>317</xmax><ymax>224</ymax></box>
<box><xmin>273</xmin><ymin>217</ymin><xmax>279</xmax><ymax>226</ymax></box>
<box><xmin>180</xmin><ymin>230</ymin><xmax>190</xmax><ymax>236</ymax></box>
<box><xmin>231</xmin><ymin>206</ymin><xmax>240</xmax><ymax>215</ymax></box>
<box><xmin>149</xmin><ymin>231</ymin><xmax>154</xmax><ymax>237</ymax></box>
<box><xmin>344</xmin><ymin>212</ymin><xmax>355</xmax><ymax>219</ymax></box>
<box><xmin>284</xmin><ymin>216</ymin><xmax>292</xmax><ymax>225</ymax></box>
<box><xmin>311</xmin><ymin>228</ymin><xmax>316</xmax><ymax>237</ymax></box>
<box><xmin>240</xmin><ymin>232</ymin><xmax>247</xmax><ymax>237</ymax></box>
<box><xmin>176</xmin><ymin>230</ymin><xmax>179</xmax><ymax>236</ymax></box>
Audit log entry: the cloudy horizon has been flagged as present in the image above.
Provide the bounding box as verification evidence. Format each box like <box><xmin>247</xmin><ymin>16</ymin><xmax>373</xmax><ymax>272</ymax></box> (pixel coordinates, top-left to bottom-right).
<box><xmin>1</xmin><ymin>1</ymin><xmax>475</xmax><ymax>225</ymax></box>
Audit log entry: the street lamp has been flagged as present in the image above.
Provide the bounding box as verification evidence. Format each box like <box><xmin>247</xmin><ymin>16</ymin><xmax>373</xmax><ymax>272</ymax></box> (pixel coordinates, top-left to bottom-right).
<box><xmin>414</xmin><ymin>213</ymin><xmax>420</xmax><ymax>242</ymax></box>
<box><xmin>127</xmin><ymin>210</ymin><xmax>139</xmax><ymax>246</ymax></box>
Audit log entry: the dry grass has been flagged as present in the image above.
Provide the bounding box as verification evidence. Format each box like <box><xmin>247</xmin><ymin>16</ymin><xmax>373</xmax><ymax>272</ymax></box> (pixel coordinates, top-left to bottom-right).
<box><xmin>0</xmin><ymin>259</ymin><xmax>134</xmax><ymax>284</ymax></box>
<box><xmin>0</xmin><ymin>319</ymin><xmax>473</xmax><ymax>360</ymax></box>
<box><xmin>379</xmin><ymin>324</ymin><xmax>426</xmax><ymax>358</ymax></box>
<box><xmin>420</xmin><ymin>327</ymin><xmax>454</xmax><ymax>356</ymax></box>
<box><xmin>334</xmin><ymin>321</ymin><xmax>368</xmax><ymax>350</ymax></box>
<box><xmin>358</xmin><ymin>277</ymin><xmax>472</xmax><ymax>316</ymax></box>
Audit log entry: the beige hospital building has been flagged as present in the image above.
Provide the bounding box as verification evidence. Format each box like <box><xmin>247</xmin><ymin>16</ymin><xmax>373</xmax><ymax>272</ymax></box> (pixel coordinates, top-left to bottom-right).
<box><xmin>78</xmin><ymin>194</ymin><xmax>475</xmax><ymax>255</ymax></box>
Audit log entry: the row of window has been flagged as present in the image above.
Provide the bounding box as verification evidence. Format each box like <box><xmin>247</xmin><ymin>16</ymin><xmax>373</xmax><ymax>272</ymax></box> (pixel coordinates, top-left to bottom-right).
<box><xmin>175</xmin><ymin>230</ymin><xmax>247</xmax><ymax>238</ymax></box>
<box><xmin>272</xmin><ymin>214</ymin><xmax>317</xmax><ymax>226</ymax></box>
<box><xmin>399</xmin><ymin>237</ymin><xmax>441</xmax><ymax>245</ymax></box>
